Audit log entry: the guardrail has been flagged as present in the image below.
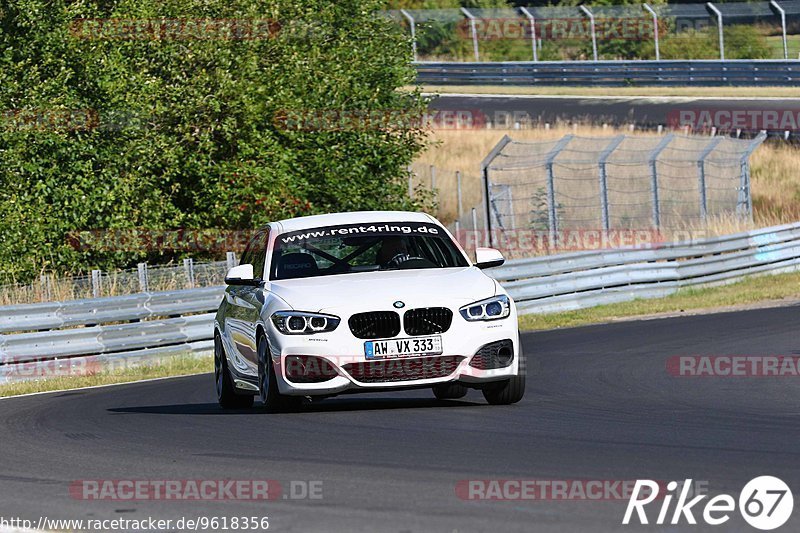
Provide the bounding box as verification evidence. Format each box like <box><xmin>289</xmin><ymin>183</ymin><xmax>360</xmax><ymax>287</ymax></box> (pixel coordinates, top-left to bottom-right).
<box><xmin>415</xmin><ymin>60</ymin><xmax>800</xmax><ymax>86</ymax></box>
<box><xmin>1</xmin><ymin>222</ymin><xmax>799</xmax><ymax>383</ymax></box>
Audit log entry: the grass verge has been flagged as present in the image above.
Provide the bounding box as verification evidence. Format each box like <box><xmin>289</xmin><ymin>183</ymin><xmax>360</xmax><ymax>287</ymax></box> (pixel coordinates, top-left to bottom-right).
<box><xmin>0</xmin><ymin>354</ymin><xmax>211</xmax><ymax>398</ymax></box>
<box><xmin>413</xmin><ymin>85</ymin><xmax>800</xmax><ymax>98</ymax></box>
<box><xmin>518</xmin><ymin>270</ymin><xmax>800</xmax><ymax>331</ymax></box>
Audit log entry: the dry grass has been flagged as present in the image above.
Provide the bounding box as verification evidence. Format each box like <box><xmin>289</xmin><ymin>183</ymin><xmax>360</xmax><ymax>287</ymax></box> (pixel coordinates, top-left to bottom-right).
<box><xmin>0</xmin><ymin>354</ymin><xmax>211</xmax><ymax>398</ymax></box>
<box><xmin>413</xmin><ymin>125</ymin><xmax>800</xmax><ymax>242</ymax></box>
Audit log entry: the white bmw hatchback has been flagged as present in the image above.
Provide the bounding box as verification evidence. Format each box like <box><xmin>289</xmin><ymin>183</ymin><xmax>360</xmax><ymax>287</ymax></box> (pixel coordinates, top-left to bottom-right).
<box><xmin>214</xmin><ymin>211</ymin><xmax>524</xmax><ymax>410</ymax></box>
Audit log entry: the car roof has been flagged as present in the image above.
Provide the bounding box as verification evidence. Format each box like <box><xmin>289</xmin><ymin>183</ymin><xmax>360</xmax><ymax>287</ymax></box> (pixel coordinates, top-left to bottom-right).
<box><xmin>270</xmin><ymin>211</ymin><xmax>438</xmax><ymax>233</ymax></box>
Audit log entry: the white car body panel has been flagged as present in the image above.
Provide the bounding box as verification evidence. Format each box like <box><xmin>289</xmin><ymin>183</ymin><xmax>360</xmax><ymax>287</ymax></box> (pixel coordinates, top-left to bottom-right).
<box><xmin>215</xmin><ymin>211</ymin><xmax>521</xmax><ymax>398</ymax></box>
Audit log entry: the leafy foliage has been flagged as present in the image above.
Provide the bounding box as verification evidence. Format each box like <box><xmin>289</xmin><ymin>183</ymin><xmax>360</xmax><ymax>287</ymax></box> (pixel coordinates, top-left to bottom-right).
<box><xmin>0</xmin><ymin>0</ymin><xmax>429</xmax><ymax>280</ymax></box>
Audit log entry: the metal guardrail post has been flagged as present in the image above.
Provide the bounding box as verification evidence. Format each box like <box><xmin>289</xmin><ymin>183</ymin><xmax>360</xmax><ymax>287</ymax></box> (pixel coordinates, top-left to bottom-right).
<box><xmin>697</xmin><ymin>136</ymin><xmax>724</xmax><ymax>223</ymax></box>
<box><xmin>543</xmin><ymin>135</ymin><xmax>575</xmax><ymax>247</ymax></box>
<box><xmin>399</xmin><ymin>9</ymin><xmax>418</xmax><ymax>62</ymax></box>
<box><xmin>739</xmin><ymin>131</ymin><xmax>767</xmax><ymax>220</ymax></box>
<box><xmin>480</xmin><ymin>135</ymin><xmax>513</xmax><ymax>247</ymax></box>
<box><xmin>643</xmin><ymin>3</ymin><xmax>660</xmax><ymax>61</ymax></box>
<box><xmin>460</xmin><ymin>8</ymin><xmax>480</xmax><ymax>61</ymax></box>
<box><xmin>770</xmin><ymin>1</ymin><xmax>788</xmax><ymax>60</ymax></box>
<box><xmin>598</xmin><ymin>136</ymin><xmax>625</xmax><ymax>233</ymax></box>
<box><xmin>137</xmin><ymin>262</ymin><xmax>149</xmax><ymax>292</ymax></box>
<box><xmin>579</xmin><ymin>6</ymin><xmax>598</xmax><ymax>61</ymax></box>
<box><xmin>226</xmin><ymin>251</ymin><xmax>237</xmax><ymax>271</ymax></box>
<box><xmin>519</xmin><ymin>7</ymin><xmax>538</xmax><ymax>62</ymax></box>
<box><xmin>91</xmin><ymin>270</ymin><xmax>102</xmax><ymax>298</ymax></box>
<box><xmin>647</xmin><ymin>134</ymin><xmax>675</xmax><ymax>230</ymax></box>
<box><xmin>184</xmin><ymin>258</ymin><xmax>195</xmax><ymax>288</ymax></box>
<box><xmin>707</xmin><ymin>3</ymin><xmax>725</xmax><ymax>61</ymax></box>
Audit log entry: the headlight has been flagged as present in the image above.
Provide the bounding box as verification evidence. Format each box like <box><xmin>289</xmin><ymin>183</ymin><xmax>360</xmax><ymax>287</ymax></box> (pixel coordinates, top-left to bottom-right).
<box><xmin>459</xmin><ymin>295</ymin><xmax>511</xmax><ymax>321</ymax></box>
<box><xmin>271</xmin><ymin>311</ymin><xmax>340</xmax><ymax>335</ymax></box>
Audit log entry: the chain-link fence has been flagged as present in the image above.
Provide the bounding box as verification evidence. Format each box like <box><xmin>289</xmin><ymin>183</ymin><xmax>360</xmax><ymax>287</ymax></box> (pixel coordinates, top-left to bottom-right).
<box><xmin>0</xmin><ymin>256</ymin><xmax>236</xmax><ymax>305</ymax></box>
<box><xmin>386</xmin><ymin>1</ymin><xmax>800</xmax><ymax>61</ymax></box>
<box><xmin>456</xmin><ymin>133</ymin><xmax>766</xmax><ymax>250</ymax></box>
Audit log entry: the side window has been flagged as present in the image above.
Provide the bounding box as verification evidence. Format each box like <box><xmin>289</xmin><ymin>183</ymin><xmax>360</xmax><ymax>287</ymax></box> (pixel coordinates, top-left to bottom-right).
<box><xmin>249</xmin><ymin>228</ymin><xmax>270</xmax><ymax>280</ymax></box>
<box><xmin>239</xmin><ymin>228</ymin><xmax>269</xmax><ymax>280</ymax></box>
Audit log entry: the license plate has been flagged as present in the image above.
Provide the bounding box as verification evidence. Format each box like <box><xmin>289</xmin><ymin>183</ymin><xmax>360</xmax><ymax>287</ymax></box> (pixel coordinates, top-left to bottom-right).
<box><xmin>365</xmin><ymin>336</ymin><xmax>442</xmax><ymax>359</ymax></box>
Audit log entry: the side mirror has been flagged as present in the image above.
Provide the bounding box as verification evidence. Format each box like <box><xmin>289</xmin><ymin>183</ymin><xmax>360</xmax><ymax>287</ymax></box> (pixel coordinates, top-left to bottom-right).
<box><xmin>475</xmin><ymin>247</ymin><xmax>505</xmax><ymax>269</ymax></box>
<box><xmin>225</xmin><ymin>264</ymin><xmax>260</xmax><ymax>286</ymax></box>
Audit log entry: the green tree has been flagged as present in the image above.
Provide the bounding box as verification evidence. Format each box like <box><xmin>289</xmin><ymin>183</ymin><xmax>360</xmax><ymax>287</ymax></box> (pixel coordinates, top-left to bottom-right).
<box><xmin>0</xmin><ymin>0</ymin><xmax>429</xmax><ymax>280</ymax></box>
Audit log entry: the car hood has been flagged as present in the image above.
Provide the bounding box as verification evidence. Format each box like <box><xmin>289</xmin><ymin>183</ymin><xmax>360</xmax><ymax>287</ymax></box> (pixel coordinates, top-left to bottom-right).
<box><xmin>265</xmin><ymin>267</ymin><xmax>498</xmax><ymax>314</ymax></box>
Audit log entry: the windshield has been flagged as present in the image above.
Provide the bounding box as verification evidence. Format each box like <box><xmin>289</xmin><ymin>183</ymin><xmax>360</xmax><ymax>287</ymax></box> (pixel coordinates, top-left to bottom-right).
<box><xmin>270</xmin><ymin>222</ymin><xmax>469</xmax><ymax>280</ymax></box>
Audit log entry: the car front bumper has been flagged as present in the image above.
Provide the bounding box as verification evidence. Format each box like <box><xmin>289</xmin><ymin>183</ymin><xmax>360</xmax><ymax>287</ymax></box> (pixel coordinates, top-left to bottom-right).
<box><xmin>269</xmin><ymin>313</ymin><xmax>521</xmax><ymax>396</ymax></box>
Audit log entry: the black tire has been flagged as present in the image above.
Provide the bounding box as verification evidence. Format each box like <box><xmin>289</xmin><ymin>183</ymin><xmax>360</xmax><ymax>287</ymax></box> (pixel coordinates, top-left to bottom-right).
<box><xmin>215</xmin><ymin>335</ymin><xmax>254</xmax><ymax>409</ymax></box>
<box><xmin>432</xmin><ymin>382</ymin><xmax>468</xmax><ymax>400</ymax></box>
<box><xmin>482</xmin><ymin>373</ymin><xmax>526</xmax><ymax>405</ymax></box>
<box><xmin>257</xmin><ymin>332</ymin><xmax>303</xmax><ymax>412</ymax></box>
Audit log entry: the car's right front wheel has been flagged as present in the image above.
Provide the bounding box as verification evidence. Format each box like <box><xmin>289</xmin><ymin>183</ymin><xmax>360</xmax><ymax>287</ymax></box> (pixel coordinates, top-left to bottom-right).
<box><xmin>257</xmin><ymin>332</ymin><xmax>302</xmax><ymax>412</ymax></box>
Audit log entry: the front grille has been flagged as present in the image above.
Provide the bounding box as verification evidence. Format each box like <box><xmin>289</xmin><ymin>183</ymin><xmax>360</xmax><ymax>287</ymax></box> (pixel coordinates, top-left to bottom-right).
<box><xmin>470</xmin><ymin>340</ymin><xmax>514</xmax><ymax>370</ymax></box>
<box><xmin>403</xmin><ymin>307</ymin><xmax>453</xmax><ymax>336</ymax></box>
<box><xmin>348</xmin><ymin>311</ymin><xmax>401</xmax><ymax>339</ymax></box>
<box><xmin>343</xmin><ymin>356</ymin><xmax>464</xmax><ymax>383</ymax></box>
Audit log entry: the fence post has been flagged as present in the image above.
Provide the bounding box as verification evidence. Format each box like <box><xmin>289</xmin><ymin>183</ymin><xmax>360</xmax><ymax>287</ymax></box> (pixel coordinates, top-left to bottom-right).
<box><xmin>407</xmin><ymin>165</ymin><xmax>414</xmax><ymax>198</ymax></box>
<box><xmin>460</xmin><ymin>8</ymin><xmax>480</xmax><ymax>61</ymax></box>
<box><xmin>137</xmin><ymin>262</ymin><xmax>149</xmax><ymax>292</ymax></box>
<box><xmin>647</xmin><ymin>134</ymin><xmax>675</xmax><ymax>230</ymax></box>
<box><xmin>738</xmin><ymin>131</ymin><xmax>767</xmax><ymax>221</ymax></box>
<box><xmin>697</xmin><ymin>136</ymin><xmax>724</xmax><ymax>223</ymax></box>
<box><xmin>643</xmin><ymin>3</ymin><xmax>660</xmax><ymax>60</ymax></box>
<box><xmin>456</xmin><ymin>170</ymin><xmax>463</xmax><ymax>220</ymax></box>
<box><xmin>399</xmin><ymin>9</ymin><xmax>418</xmax><ymax>62</ymax></box>
<box><xmin>707</xmin><ymin>3</ymin><xmax>724</xmax><ymax>61</ymax></box>
<box><xmin>480</xmin><ymin>135</ymin><xmax>513</xmax><ymax>247</ymax></box>
<box><xmin>770</xmin><ymin>1</ymin><xmax>788</xmax><ymax>60</ymax></box>
<box><xmin>543</xmin><ymin>135</ymin><xmax>575</xmax><ymax>248</ymax></box>
<box><xmin>184</xmin><ymin>258</ymin><xmax>195</xmax><ymax>288</ymax></box>
<box><xmin>598</xmin><ymin>136</ymin><xmax>625</xmax><ymax>233</ymax></box>
<box><xmin>519</xmin><ymin>7</ymin><xmax>538</xmax><ymax>61</ymax></box>
<box><xmin>579</xmin><ymin>6</ymin><xmax>598</xmax><ymax>61</ymax></box>
<box><xmin>39</xmin><ymin>274</ymin><xmax>51</xmax><ymax>302</ymax></box>
<box><xmin>91</xmin><ymin>270</ymin><xmax>102</xmax><ymax>298</ymax></box>
<box><xmin>226</xmin><ymin>251</ymin><xmax>237</xmax><ymax>271</ymax></box>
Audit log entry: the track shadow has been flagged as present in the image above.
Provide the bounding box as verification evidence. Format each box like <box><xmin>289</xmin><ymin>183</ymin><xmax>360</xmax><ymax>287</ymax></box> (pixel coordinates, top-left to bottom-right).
<box><xmin>108</xmin><ymin>396</ymin><xmax>486</xmax><ymax>416</ymax></box>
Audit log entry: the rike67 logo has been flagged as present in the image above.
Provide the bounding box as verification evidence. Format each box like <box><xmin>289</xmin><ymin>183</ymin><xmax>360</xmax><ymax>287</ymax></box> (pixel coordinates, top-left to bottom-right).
<box><xmin>623</xmin><ymin>477</ymin><xmax>793</xmax><ymax>530</ymax></box>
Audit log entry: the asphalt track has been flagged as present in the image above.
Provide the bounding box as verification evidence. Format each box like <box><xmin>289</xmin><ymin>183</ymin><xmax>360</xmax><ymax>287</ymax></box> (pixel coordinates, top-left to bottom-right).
<box><xmin>1</xmin><ymin>305</ymin><xmax>799</xmax><ymax>532</ymax></box>
<box><xmin>428</xmin><ymin>94</ymin><xmax>800</xmax><ymax>133</ymax></box>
